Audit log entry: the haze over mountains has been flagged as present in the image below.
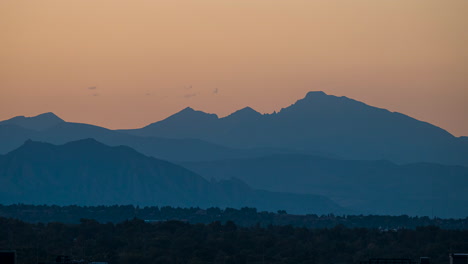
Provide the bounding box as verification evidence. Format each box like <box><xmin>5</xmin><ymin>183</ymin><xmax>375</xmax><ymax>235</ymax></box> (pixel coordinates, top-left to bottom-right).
<box><xmin>0</xmin><ymin>113</ymin><xmax>297</xmax><ymax>162</ymax></box>
<box><xmin>2</xmin><ymin>91</ymin><xmax>467</xmax><ymax>166</ymax></box>
<box><xmin>0</xmin><ymin>139</ymin><xmax>343</xmax><ymax>214</ymax></box>
<box><xmin>0</xmin><ymin>112</ymin><xmax>64</xmax><ymax>131</ymax></box>
<box><xmin>1</xmin><ymin>91</ymin><xmax>467</xmax><ymax>217</ymax></box>
<box><xmin>182</xmin><ymin>154</ymin><xmax>468</xmax><ymax>218</ymax></box>
<box><xmin>123</xmin><ymin>91</ymin><xmax>468</xmax><ymax>166</ymax></box>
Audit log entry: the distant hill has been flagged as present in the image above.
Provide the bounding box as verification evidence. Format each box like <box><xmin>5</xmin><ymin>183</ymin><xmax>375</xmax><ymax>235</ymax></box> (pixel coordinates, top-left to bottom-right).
<box><xmin>181</xmin><ymin>154</ymin><xmax>468</xmax><ymax>218</ymax></box>
<box><xmin>0</xmin><ymin>114</ymin><xmax>306</xmax><ymax>162</ymax></box>
<box><xmin>0</xmin><ymin>112</ymin><xmax>64</xmax><ymax>131</ymax></box>
<box><xmin>0</xmin><ymin>140</ymin><xmax>345</xmax><ymax>214</ymax></box>
<box><xmin>123</xmin><ymin>91</ymin><xmax>468</xmax><ymax>166</ymax></box>
<box><xmin>0</xmin><ymin>124</ymin><xmax>38</xmax><ymax>155</ymax></box>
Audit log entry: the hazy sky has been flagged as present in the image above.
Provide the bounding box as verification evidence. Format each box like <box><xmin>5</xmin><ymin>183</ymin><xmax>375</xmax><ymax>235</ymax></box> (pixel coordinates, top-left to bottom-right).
<box><xmin>1</xmin><ymin>0</ymin><xmax>467</xmax><ymax>136</ymax></box>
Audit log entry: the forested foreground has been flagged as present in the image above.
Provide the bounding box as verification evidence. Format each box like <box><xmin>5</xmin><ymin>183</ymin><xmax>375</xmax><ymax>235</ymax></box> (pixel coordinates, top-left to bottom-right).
<box><xmin>1</xmin><ymin>217</ymin><xmax>467</xmax><ymax>264</ymax></box>
<box><xmin>1</xmin><ymin>204</ymin><xmax>468</xmax><ymax>230</ymax></box>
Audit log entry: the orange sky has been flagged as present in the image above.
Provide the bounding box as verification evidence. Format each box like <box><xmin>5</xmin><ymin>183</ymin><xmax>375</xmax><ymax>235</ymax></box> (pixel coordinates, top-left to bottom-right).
<box><xmin>1</xmin><ymin>0</ymin><xmax>467</xmax><ymax>136</ymax></box>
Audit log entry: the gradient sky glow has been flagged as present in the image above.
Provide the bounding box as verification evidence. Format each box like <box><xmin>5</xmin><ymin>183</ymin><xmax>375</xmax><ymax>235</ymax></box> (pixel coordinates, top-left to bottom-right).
<box><xmin>1</xmin><ymin>0</ymin><xmax>467</xmax><ymax>136</ymax></box>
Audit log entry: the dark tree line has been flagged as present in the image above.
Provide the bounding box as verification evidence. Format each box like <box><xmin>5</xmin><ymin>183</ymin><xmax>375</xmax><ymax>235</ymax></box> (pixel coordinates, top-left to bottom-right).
<box><xmin>1</xmin><ymin>217</ymin><xmax>467</xmax><ymax>264</ymax></box>
<box><xmin>1</xmin><ymin>204</ymin><xmax>467</xmax><ymax>230</ymax></box>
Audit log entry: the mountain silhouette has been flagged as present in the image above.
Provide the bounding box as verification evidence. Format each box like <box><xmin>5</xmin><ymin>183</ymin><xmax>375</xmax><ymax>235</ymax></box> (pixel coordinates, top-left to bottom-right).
<box><xmin>0</xmin><ymin>124</ymin><xmax>38</xmax><ymax>155</ymax></box>
<box><xmin>0</xmin><ymin>115</ymin><xmax>306</xmax><ymax>162</ymax></box>
<box><xmin>0</xmin><ymin>112</ymin><xmax>64</xmax><ymax>131</ymax></box>
<box><xmin>224</xmin><ymin>107</ymin><xmax>262</xmax><ymax>121</ymax></box>
<box><xmin>181</xmin><ymin>154</ymin><xmax>468</xmax><ymax>218</ymax></box>
<box><xmin>123</xmin><ymin>91</ymin><xmax>468</xmax><ymax>166</ymax></box>
<box><xmin>1</xmin><ymin>92</ymin><xmax>467</xmax><ymax>217</ymax></box>
<box><xmin>0</xmin><ymin>139</ymin><xmax>345</xmax><ymax>214</ymax></box>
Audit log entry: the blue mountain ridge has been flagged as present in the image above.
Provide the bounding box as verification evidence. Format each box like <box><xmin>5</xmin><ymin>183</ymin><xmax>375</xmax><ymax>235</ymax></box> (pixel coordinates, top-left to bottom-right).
<box><xmin>0</xmin><ymin>139</ymin><xmax>345</xmax><ymax>215</ymax></box>
<box><xmin>122</xmin><ymin>91</ymin><xmax>467</xmax><ymax>166</ymax></box>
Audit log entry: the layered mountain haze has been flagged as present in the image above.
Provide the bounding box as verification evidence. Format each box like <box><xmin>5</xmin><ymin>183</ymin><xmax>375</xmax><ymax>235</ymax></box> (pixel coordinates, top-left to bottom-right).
<box><xmin>0</xmin><ymin>139</ymin><xmax>344</xmax><ymax>214</ymax></box>
<box><xmin>181</xmin><ymin>154</ymin><xmax>468</xmax><ymax>218</ymax></box>
<box><xmin>124</xmin><ymin>91</ymin><xmax>468</xmax><ymax>166</ymax></box>
<box><xmin>0</xmin><ymin>112</ymin><xmax>64</xmax><ymax>131</ymax></box>
<box><xmin>0</xmin><ymin>113</ymin><xmax>66</xmax><ymax>155</ymax></box>
<box><xmin>0</xmin><ymin>114</ymin><xmax>299</xmax><ymax>162</ymax></box>
<box><xmin>1</xmin><ymin>91</ymin><xmax>466</xmax><ymax>217</ymax></box>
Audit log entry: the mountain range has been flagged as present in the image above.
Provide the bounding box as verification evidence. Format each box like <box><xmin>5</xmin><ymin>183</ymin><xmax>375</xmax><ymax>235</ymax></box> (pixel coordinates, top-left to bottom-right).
<box><xmin>181</xmin><ymin>154</ymin><xmax>468</xmax><ymax>218</ymax></box>
<box><xmin>2</xmin><ymin>92</ymin><xmax>466</xmax><ymax>166</ymax></box>
<box><xmin>1</xmin><ymin>91</ymin><xmax>467</xmax><ymax>217</ymax></box>
<box><xmin>0</xmin><ymin>139</ymin><xmax>344</xmax><ymax>214</ymax></box>
<box><xmin>123</xmin><ymin>91</ymin><xmax>468</xmax><ymax>166</ymax></box>
<box><xmin>0</xmin><ymin>114</ymin><xmax>300</xmax><ymax>162</ymax></box>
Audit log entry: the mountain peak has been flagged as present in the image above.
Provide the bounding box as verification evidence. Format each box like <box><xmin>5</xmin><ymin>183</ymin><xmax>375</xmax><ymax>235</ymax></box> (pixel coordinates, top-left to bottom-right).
<box><xmin>63</xmin><ymin>138</ymin><xmax>103</xmax><ymax>147</ymax></box>
<box><xmin>172</xmin><ymin>107</ymin><xmax>217</xmax><ymax>118</ymax></box>
<box><xmin>224</xmin><ymin>107</ymin><xmax>262</xmax><ymax>120</ymax></box>
<box><xmin>9</xmin><ymin>139</ymin><xmax>56</xmax><ymax>157</ymax></box>
<box><xmin>283</xmin><ymin>90</ymin><xmax>367</xmax><ymax>111</ymax></box>
<box><xmin>143</xmin><ymin>107</ymin><xmax>218</xmax><ymax>130</ymax></box>
<box><xmin>0</xmin><ymin>112</ymin><xmax>64</xmax><ymax>131</ymax></box>
<box><xmin>304</xmin><ymin>91</ymin><xmax>328</xmax><ymax>99</ymax></box>
<box><xmin>19</xmin><ymin>112</ymin><xmax>64</xmax><ymax>122</ymax></box>
<box><xmin>164</xmin><ymin>107</ymin><xmax>218</xmax><ymax>122</ymax></box>
<box><xmin>237</xmin><ymin>107</ymin><xmax>261</xmax><ymax>115</ymax></box>
<box><xmin>180</xmin><ymin>106</ymin><xmax>195</xmax><ymax>112</ymax></box>
<box><xmin>36</xmin><ymin>112</ymin><xmax>63</xmax><ymax>119</ymax></box>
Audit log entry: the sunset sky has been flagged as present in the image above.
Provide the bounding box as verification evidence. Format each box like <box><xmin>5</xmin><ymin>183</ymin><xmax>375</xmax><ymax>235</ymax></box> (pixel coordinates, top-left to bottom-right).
<box><xmin>1</xmin><ymin>0</ymin><xmax>467</xmax><ymax>136</ymax></box>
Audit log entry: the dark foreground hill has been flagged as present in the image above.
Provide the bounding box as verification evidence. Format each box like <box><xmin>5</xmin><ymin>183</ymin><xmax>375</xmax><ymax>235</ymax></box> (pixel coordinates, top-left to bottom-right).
<box><xmin>182</xmin><ymin>154</ymin><xmax>468</xmax><ymax>218</ymax></box>
<box><xmin>124</xmin><ymin>91</ymin><xmax>468</xmax><ymax>166</ymax></box>
<box><xmin>3</xmin><ymin>216</ymin><xmax>467</xmax><ymax>264</ymax></box>
<box><xmin>0</xmin><ymin>139</ymin><xmax>344</xmax><ymax>214</ymax></box>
